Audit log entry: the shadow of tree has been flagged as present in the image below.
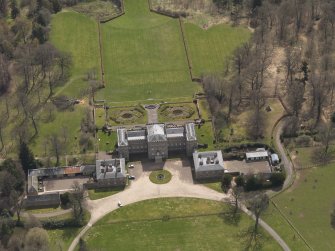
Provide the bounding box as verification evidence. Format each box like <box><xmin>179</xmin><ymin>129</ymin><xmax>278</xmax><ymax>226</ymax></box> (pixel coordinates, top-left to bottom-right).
<box><xmin>236</xmin><ymin>225</ymin><xmax>267</xmax><ymax>251</ymax></box>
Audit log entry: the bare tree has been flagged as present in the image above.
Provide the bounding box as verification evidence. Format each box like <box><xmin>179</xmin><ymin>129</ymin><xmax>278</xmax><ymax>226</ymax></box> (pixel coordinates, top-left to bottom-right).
<box><xmin>230</xmin><ymin>186</ymin><xmax>244</xmax><ymax>216</ymax></box>
<box><xmin>70</xmin><ymin>181</ymin><xmax>85</xmax><ymax>226</ymax></box>
<box><xmin>248</xmin><ymin>192</ymin><xmax>269</xmax><ymax>237</ymax></box>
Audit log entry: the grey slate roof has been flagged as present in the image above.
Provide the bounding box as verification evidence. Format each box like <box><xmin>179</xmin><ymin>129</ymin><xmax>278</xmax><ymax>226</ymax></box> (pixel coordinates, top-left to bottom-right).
<box><xmin>96</xmin><ymin>159</ymin><xmax>126</xmax><ymax>180</ymax></box>
<box><xmin>117</xmin><ymin>128</ymin><xmax>128</xmax><ymax>146</ymax></box>
<box><xmin>127</xmin><ymin>130</ymin><xmax>146</xmax><ymax>141</ymax></box>
<box><xmin>193</xmin><ymin>151</ymin><xmax>224</xmax><ymax>172</ymax></box>
<box><xmin>166</xmin><ymin>127</ymin><xmax>184</xmax><ymax>138</ymax></box>
<box><xmin>185</xmin><ymin>123</ymin><xmax>197</xmax><ymax>141</ymax></box>
<box><xmin>147</xmin><ymin>124</ymin><xmax>167</xmax><ymax>142</ymax></box>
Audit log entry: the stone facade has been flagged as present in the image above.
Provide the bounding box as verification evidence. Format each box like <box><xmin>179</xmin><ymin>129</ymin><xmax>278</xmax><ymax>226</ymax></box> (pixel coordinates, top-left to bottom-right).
<box><xmin>117</xmin><ymin>123</ymin><xmax>197</xmax><ymax>161</ymax></box>
<box><xmin>95</xmin><ymin>158</ymin><xmax>127</xmax><ymax>187</ymax></box>
<box><xmin>193</xmin><ymin>151</ymin><xmax>225</xmax><ymax>179</ymax></box>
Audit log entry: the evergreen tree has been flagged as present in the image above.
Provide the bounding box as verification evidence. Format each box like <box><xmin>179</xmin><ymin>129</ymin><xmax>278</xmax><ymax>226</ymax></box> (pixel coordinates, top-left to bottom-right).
<box><xmin>19</xmin><ymin>141</ymin><xmax>37</xmax><ymax>175</ymax></box>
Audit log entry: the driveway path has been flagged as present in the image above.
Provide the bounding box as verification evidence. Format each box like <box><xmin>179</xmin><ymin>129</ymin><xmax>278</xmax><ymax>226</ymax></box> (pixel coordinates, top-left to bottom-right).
<box><xmin>68</xmin><ymin>159</ymin><xmax>291</xmax><ymax>251</ymax></box>
<box><xmin>273</xmin><ymin>118</ymin><xmax>294</xmax><ymax>191</ymax></box>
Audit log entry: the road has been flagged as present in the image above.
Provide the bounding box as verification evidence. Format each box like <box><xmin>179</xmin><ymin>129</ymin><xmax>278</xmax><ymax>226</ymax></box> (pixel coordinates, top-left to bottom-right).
<box><xmin>68</xmin><ymin>159</ymin><xmax>291</xmax><ymax>251</ymax></box>
<box><xmin>273</xmin><ymin>118</ymin><xmax>294</xmax><ymax>191</ymax></box>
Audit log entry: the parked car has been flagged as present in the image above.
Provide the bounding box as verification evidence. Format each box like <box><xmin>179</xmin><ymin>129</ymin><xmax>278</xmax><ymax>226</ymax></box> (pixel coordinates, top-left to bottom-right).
<box><xmin>128</xmin><ymin>175</ymin><xmax>135</xmax><ymax>180</ymax></box>
<box><xmin>118</xmin><ymin>201</ymin><xmax>123</xmax><ymax>207</ymax></box>
<box><xmin>128</xmin><ymin>164</ymin><xmax>135</xmax><ymax>168</ymax></box>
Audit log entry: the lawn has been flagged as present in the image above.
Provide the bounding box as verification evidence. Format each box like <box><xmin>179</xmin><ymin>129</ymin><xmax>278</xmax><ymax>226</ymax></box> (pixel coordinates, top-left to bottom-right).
<box><xmin>88</xmin><ymin>186</ymin><xmax>125</xmax><ymax>200</ymax></box>
<box><xmin>184</xmin><ymin>23</ymin><xmax>251</xmax><ymax>77</ymax></box>
<box><xmin>50</xmin><ymin>11</ymin><xmax>100</xmax><ymax>98</ymax></box>
<box><xmin>48</xmin><ymin>227</ymin><xmax>82</xmax><ymax>251</ymax></box>
<box><xmin>262</xmin><ymin>203</ymin><xmax>309</xmax><ymax>251</ymax></box>
<box><xmin>291</xmin><ymin>147</ymin><xmax>315</xmax><ymax>168</ymax></box>
<box><xmin>97</xmin><ymin>130</ymin><xmax>118</xmax><ymax>152</ymax></box>
<box><xmin>198</xmin><ymin>99</ymin><xmax>212</xmax><ymax>120</ymax></box>
<box><xmin>30</xmin><ymin>105</ymin><xmax>86</xmax><ymax>157</ymax></box>
<box><xmin>96</xmin><ymin>0</ymin><xmax>201</xmax><ymax>102</ymax></box>
<box><xmin>195</xmin><ymin>122</ymin><xmax>215</xmax><ymax>150</ymax></box>
<box><xmin>149</xmin><ymin>170</ymin><xmax>172</xmax><ymax>184</ymax></box>
<box><xmin>269</xmin><ymin>164</ymin><xmax>335</xmax><ymax>250</ymax></box>
<box><xmin>82</xmin><ymin>198</ymin><xmax>281</xmax><ymax>250</ymax></box>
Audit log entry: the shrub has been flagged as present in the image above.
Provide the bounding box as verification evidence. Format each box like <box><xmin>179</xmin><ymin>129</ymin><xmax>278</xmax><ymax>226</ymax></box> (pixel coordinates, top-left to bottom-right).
<box><xmin>235</xmin><ymin>175</ymin><xmax>245</xmax><ymax>187</ymax></box>
<box><xmin>295</xmin><ymin>135</ymin><xmax>312</xmax><ymax>147</ymax></box>
<box><xmin>221</xmin><ymin>174</ymin><xmax>233</xmax><ymax>193</ymax></box>
<box><xmin>60</xmin><ymin>192</ymin><xmax>70</xmax><ymax>207</ymax></box>
<box><xmin>244</xmin><ymin>175</ymin><xmax>262</xmax><ymax>191</ymax></box>
<box><xmin>270</xmin><ymin>172</ymin><xmax>286</xmax><ymax>187</ymax></box>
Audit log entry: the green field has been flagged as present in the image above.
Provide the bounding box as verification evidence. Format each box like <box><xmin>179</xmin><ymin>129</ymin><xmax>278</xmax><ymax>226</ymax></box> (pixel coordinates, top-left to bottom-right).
<box><xmin>50</xmin><ymin>11</ymin><xmax>100</xmax><ymax>98</ymax></box>
<box><xmin>82</xmin><ymin>198</ymin><xmax>281</xmax><ymax>250</ymax></box>
<box><xmin>31</xmin><ymin>105</ymin><xmax>86</xmax><ymax>156</ymax></box>
<box><xmin>268</xmin><ymin>164</ymin><xmax>335</xmax><ymax>250</ymax></box>
<box><xmin>97</xmin><ymin>0</ymin><xmax>200</xmax><ymax>102</ymax></box>
<box><xmin>184</xmin><ymin>23</ymin><xmax>251</xmax><ymax>77</ymax></box>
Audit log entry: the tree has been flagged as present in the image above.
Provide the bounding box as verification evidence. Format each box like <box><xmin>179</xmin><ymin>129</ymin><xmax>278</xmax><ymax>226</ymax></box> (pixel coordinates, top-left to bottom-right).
<box><xmin>0</xmin><ymin>159</ymin><xmax>25</xmax><ymax>193</ymax></box>
<box><xmin>19</xmin><ymin>141</ymin><xmax>37</xmax><ymax>175</ymax></box>
<box><xmin>244</xmin><ymin>175</ymin><xmax>261</xmax><ymax>191</ymax></box>
<box><xmin>24</xmin><ymin>227</ymin><xmax>49</xmax><ymax>251</ymax></box>
<box><xmin>221</xmin><ymin>174</ymin><xmax>233</xmax><ymax>193</ymax></box>
<box><xmin>79</xmin><ymin>238</ymin><xmax>89</xmax><ymax>251</ymax></box>
<box><xmin>49</xmin><ymin>133</ymin><xmax>63</xmax><ymax>166</ymax></box>
<box><xmin>230</xmin><ymin>186</ymin><xmax>243</xmax><ymax>216</ymax></box>
<box><xmin>269</xmin><ymin>172</ymin><xmax>286</xmax><ymax>187</ymax></box>
<box><xmin>315</xmin><ymin>122</ymin><xmax>335</xmax><ymax>162</ymax></box>
<box><xmin>0</xmin><ymin>54</ymin><xmax>11</xmax><ymax>95</ymax></box>
<box><xmin>0</xmin><ymin>0</ymin><xmax>8</xmax><ymax>17</ymax></box>
<box><xmin>70</xmin><ymin>181</ymin><xmax>85</xmax><ymax>226</ymax></box>
<box><xmin>248</xmin><ymin>192</ymin><xmax>269</xmax><ymax>238</ymax></box>
<box><xmin>235</xmin><ymin>175</ymin><xmax>245</xmax><ymax>187</ymax></box>
<box><xmin>9</xmin><ymin>190</ymin><xmax>24</xmax><ymax>223</ymax></box>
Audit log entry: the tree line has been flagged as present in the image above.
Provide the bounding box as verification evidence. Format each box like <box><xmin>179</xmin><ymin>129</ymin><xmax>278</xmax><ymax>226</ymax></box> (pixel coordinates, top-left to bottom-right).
<box><xmin>203</xmin><ymin>0</ymin><xmax>335</xmax><ymax>146</ymax></box>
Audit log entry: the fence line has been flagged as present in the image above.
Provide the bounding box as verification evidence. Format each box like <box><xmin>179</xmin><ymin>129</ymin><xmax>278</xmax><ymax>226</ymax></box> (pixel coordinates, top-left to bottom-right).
<box><xmin>270</xmin><ymin>200</ymin><xmax>314</xmax><ymax>251</ymax></box>
<box><xmin>97</xmin><ymin>22</ymin><xmax>105</xmax><ymax>88</ymax></box>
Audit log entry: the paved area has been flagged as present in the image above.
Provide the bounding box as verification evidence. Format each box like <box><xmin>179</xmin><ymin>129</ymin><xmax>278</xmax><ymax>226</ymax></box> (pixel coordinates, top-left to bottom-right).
<box><xmin>145</xmin><ymin>104</ymin><xmax>159</xmax><ymax>123</ymax></box>
<box><xmin>69</xmin><ymin>158</ymin><xmax>291</xmax><ymax>251</ymax></box>
<box><xmin>43</xmin><ymin>177</ymin><xmax>89</xmax><ymax>193</ymax></box>
<box><xmin>225</xmin><ymin>160</ymin><xmax>272</xmax><ymax>175</ymax></box>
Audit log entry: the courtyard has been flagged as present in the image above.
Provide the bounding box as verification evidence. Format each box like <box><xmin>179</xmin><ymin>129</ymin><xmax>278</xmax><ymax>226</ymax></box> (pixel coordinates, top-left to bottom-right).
<box><xmin>42</xmin><ymin>177</ymin><xmax>90</xmax><ymax>193</ymax></box>
<box><xmin>225</xmin><ymin>160</ymin><xmax>272</xmax><ymax>175</ymax></box>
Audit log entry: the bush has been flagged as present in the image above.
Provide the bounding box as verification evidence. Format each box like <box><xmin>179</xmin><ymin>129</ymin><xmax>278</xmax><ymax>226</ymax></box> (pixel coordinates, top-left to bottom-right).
<box><xmin>295</xmin><ymin>135</ymin><xmax>312</xmax><ymax>147</ymax></box>
<box><xmin>244</xmin><ymin>175</ymin><xmax>262</xmax><ymax>191</ymax></box>
<box><xmin>221</xmin><ymin>174</ymin><xmax>233</xmax><ymax>193</ymax></box>
<box><xmin>270</xmin><ymin>172</ymin><xmax>286</xmax><ymax>187</ymax></box>
<box><xmin>60</xmin><ymin>192</ymin><xmax>70</xmax><ymax>207</ymax></box>
<box><xmin>235</xmin><ymin>175</ymin><xmax>245</xmax><ymax>187</ymax></box>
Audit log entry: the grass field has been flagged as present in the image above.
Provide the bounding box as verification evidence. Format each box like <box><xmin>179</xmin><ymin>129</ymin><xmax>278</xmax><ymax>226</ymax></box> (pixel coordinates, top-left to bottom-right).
<box><xmin>262</xmin><ymin>203</ymin><xmax>309</xmax><ymax>251</ymax></box>
<box><xmin>268</xmin><ymin>164</ymin><xmax>335</xmax><ymax>250</ymax></box>
<box><xmin>97</xmin><ymin>0</ymin><xmax>200</xmax><ymax>102</ymax></box>
<box><xmin>30</xmin><ymin>105</ymin><xmax>86</xmax><ymax>157</ymax></box>
<box><xmin>196</xmin><ymin>122</ymin><xmax>215</xmax><ymax>150</ymax></box>
<box><xmin>184</xmin><ymin>23</ymin><xmax>251</xmax><ymax>77</ymax></box>
<box><xmin>97</xmin><ymin>130</ymin><xmax>117</xmax><ymax>152</ymax></box>
<box><xmin>82</xmin><ymin>198</ymin><xmax>281</xmax><ymax>250</ymax></box>
<box><xmin>50</xmin><ymin>11</ymin><xmax>100</xmax><ymax>98</ymax></box>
